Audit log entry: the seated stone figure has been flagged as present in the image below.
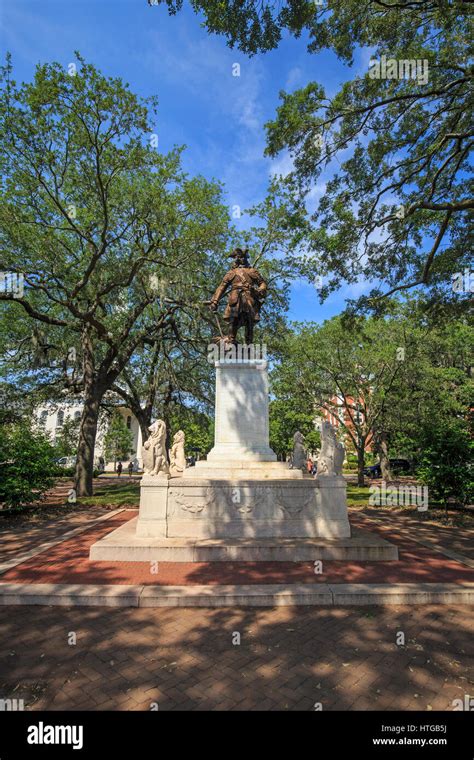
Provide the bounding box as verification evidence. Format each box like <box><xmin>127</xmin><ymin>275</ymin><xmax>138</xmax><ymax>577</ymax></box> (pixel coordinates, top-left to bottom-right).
<box><xmin>169</xmin><ymin>430</ymin><xmax>186</xmax><ymax>477</ymax></box>
<box><xmin>317</xmin><ymin>420</ymin><xmax>345</xmax><ymax>477</ymax></box>
<box><xmin>142</xmin><ymin>419</ymin><xmax>170</xmax><ymax>478</ymax></box>
<box><xmin>292</xmin><ymin>430</ymin><xmax>307</xmax><ymax>471</ymax></box>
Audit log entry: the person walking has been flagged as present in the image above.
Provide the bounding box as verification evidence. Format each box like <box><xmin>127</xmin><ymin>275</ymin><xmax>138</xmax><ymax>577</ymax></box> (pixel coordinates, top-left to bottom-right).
<box><xmin>306</xmin><ymin>458</ymin><xmax>313</xmax><ymax>474</ymax></box>
<box><xmin>128</xmin><ymin>461</ymin><xmax>133</xmax><ymax>478</ymax></box>
<box><xmin>117</xmin><ymin>461</ymin><xmax>123</xmax><ymax>477</ymax></box>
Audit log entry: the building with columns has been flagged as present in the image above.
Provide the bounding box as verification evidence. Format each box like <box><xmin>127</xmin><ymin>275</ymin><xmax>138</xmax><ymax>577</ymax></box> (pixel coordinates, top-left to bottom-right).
<box><xmin>35</xmin><ymin>400</ymin><xmax>144</xmax><ymax>471</ymax></box>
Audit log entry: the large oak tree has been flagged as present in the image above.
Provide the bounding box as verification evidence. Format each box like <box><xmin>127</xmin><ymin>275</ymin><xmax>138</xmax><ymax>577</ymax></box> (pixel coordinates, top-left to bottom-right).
<box><xmin>0</xmin><ymin>55</ymin><xmax>231</xmax><ymax>494</ymax></box>
<box><xmin>151</xmin><ymin>1</ymin><xmax>473</xmax><ymax>311</ymax></box>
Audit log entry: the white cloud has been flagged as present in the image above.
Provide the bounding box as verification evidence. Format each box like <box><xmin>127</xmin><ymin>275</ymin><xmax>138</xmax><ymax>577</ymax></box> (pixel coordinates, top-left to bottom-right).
<box><xmin>139</xmin><ymin>26</ymin><xmax>266</xmax><ymax>134</ymax></box>
<box><xmin>269</xmin><ymin>151</ymin><xmax>294</xmax><ymax>178</ymax></box>
<box><xmin>135</xmin><ymin>23</ymin><xmax>270</xmax><ymax>211</ymax></box>
<box><xmin>285</xmin><ymin>66</ymin><xmax>302</xmax><ymax>90</ymax></box>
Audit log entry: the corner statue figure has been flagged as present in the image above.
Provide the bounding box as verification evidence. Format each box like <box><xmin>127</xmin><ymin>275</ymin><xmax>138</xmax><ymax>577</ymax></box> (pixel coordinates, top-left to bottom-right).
<box><xmin>317</xmin><ymin>421</ymin><xmax>345</xmax><ymax>477</ymax></box>
<box><xmin>292</xmin><ymin>430</ymin><xmax>307</xmax><ymax>472</ymax></box>
<box><xmin>169</xmin><ymin>430</ymin><xmax>186</xmax><ymax>478</ymax></box>
<box><xmin>208</xmin><ymin>248</ymin><xmax>267</xmax><ymax>344</ymax></box>
<box><xmin>142</xmin><ymin>419</ymin><xmax>170</xmax><ymax>479</ymax></box>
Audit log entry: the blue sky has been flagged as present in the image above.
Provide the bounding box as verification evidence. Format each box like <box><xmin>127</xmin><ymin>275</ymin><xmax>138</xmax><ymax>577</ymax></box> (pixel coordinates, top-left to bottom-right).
<box><xmin>1</xmin><ymin>0</ymin><xmax>375</xmax><ymax>323</ymax></box>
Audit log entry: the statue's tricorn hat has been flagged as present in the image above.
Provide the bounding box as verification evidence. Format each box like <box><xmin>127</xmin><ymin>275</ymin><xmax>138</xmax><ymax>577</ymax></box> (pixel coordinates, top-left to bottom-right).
<box><xmin>229</xmin><ymin>247</ymin><xmax>250</xmax><ymax>265</ymax></box>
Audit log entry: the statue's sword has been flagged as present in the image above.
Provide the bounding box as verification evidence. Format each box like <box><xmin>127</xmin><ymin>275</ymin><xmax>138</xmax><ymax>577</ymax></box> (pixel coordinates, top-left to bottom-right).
<box><xmin>203</xmin><ymin>300</ymin><xmax>225</xmax><ymax>338</ymax></box>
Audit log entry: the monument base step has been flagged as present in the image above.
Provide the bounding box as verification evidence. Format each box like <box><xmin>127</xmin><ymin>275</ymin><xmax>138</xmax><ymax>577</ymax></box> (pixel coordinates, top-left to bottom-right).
<box><xmin>90</xmin><ymin>518</ymin><xmax>398</xmax><ymax>562</ymax></box>
<box><xmin>2</xmin><ymin>582</ymin><xmax>473</xmax><ymax>608</ymax></box>
<box><xmin>192</xmin><ymin>460</ymin><xmax>304</xmax><ymax>479</ymax></box>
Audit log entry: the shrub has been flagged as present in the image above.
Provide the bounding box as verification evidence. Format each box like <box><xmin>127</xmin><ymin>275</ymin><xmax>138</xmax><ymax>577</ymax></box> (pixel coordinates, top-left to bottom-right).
<box><xmin>417</xmin><ymin>422</ymin><xmax>474</xmax><ymax>509</ymax></box>
<box><xmin>343</xmin><ymin>453</ymin><xmax>358</xmax><ymax>471</ymax></box>
<box><xmin>54</xmin><ymin>465</ymin><xmax>76</xmax><ymax>478</ymax></box>
<box><xmin>0</xmin><ymin>423</ymin><xmax>57</xmax><ymax>508</ymax></box>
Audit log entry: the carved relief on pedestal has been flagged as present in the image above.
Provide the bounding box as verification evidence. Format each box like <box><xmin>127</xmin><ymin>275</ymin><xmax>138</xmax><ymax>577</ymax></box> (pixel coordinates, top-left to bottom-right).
<box><xmin>167</xmin><ymin>484</ymin><xmax>320</xmax><ymax>521</ymax></box>
<box><xmin>169</xmin><ymin>487</ymin><xmax>217</xmax><ymax>515</ymax></box>
<box><xmin>274</xmin><ymin>487</ymin><xmax>315</xmax><ymax>516</ymax></box>
<box><xmin>230</xmin><ymin>486</ymin><xmax>267</xmax><ymax>515</ymax></box>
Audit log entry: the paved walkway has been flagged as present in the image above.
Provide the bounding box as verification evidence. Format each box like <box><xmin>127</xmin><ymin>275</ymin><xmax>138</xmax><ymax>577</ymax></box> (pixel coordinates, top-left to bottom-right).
<box><xmin>0</xmin><ymin>604</ymin><xmax>472</xmax><ymax>711</ymax></box>
<box><xmin>0</xmin><ymin>508</ymin><xmax>113</xmax><ymax>563</ymax></box>
<box><xmin>0</xmin><ymin>505</ymin><xmax>472</xmax><ymax>710</ymax></box>
<box><xmin>1</xmin><ymin>511</ymin><xmax>472</xmax><ymax>586</ymax></box>
<box><xmin>358</xmin><ymin>507</ymin><xmax>474</xmax><ymax>563</ymax></box>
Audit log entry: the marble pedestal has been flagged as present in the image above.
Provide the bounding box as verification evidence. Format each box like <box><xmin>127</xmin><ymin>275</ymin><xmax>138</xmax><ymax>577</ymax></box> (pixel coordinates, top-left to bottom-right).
<box><xmin>134</xmin><ymin>474</ymin><xmax>350</xmax><ymax>539</ymax></box>
<box><xmin>204</xmin><ymin>359</ymin><xmax>276</xmax><ymax>462</ymax></box>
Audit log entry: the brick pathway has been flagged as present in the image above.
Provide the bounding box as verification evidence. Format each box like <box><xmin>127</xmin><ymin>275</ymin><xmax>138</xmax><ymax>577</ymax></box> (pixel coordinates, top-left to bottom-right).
<box><xmin>1</xmin><ymin>511</ymin><xmax>473</xmax><ymax>586</ymax></box>
<box><xmin>0</xmin><ymin>508</ymin><xmax>115</xmax><ymax>562</ymax></box>
<box><xmin>358</xmin><ymin>507</ymin><xmax>474</xmax><ymax>562</ymax></box>
<box><xmin>1</xmin><ymin>504</ymin><xmax>472</xmax><ymax>711</ymax></box>
<box><xmin>0</xmin><ymin>604</ymin><xmax>472</xmax><ymax>711</ymax></box>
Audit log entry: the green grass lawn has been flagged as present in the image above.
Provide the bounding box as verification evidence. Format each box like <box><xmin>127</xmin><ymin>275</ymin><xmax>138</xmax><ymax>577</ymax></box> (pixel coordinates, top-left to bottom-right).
<box><xmin>346</xmin><ymin>484</ymin><xmax>371</xmax><ymax>507</ymax></box>
<box><xmin>77</xmin><ymin>481</ymin><xmax>140</xmax><ymax>507</ymax></box>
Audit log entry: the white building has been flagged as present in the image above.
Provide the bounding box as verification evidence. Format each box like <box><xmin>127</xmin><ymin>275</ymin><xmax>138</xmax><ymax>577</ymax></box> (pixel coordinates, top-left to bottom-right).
<box><xmin>35</xmin><ymin>400</ymin><xmax>143</xmax><ymax>471</ymax></box>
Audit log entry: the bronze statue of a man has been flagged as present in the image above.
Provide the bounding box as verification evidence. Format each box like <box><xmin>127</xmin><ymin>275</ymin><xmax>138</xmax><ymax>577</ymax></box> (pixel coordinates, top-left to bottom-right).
<box><xmin>209</xmin><ymin>248</ymin><xmax>267</xmax><ymax>344</ymax></box>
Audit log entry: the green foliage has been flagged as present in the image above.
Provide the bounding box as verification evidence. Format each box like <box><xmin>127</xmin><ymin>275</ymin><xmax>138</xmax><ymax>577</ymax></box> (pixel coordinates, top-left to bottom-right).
<box><xmin>344</xmin><ymin>454</ymin><xmax>358</xmax><ymax>470</ymax></box>
<box><xmin>263</xmin><ymin>5</ymin><xmax>472</xmax><ymax>312</ymax></box>
<box><xmin>103</xmin><ymin>412</ymin><xmax>134</xmax><ymax>464</ymax></box>
<box><xmin>383</xmin><ymin>306</ymin><xmax>473</xmax><ymax>465</ymax></box>
<box><xmin>155</xmin><ymin>0</ymin><xmax>318</xmax><ymax>55</ymax></box>
<box><xmin>168</xmin><ymin>406</ymin><xmax>214</xmax><ymax>456</ymax></box>
<box><xmin>53</xmin><ymin>416</ymin><xmax>80</xmax><ymax>458</ymax></box>
<box><xmin>273</xmin><ymin>313</ymin><xmax>405</xmax><ymax>459</ymax></box>
<box><xmin>0</xmin><ymin>53</ymin><xmax>233</xmax><ymax>383</ymax></box>
<box><xmin>157</xmin><ymin>1</ymin><xmax>472</xmax><ymax>64</ymax></box>
<box><xmin>417</xmin><ymin>420</ymin><xmax>474</xmax><ymax>508</ymax></box>
<box><xmin>156</xmin><ymin>1</ymin><xmax>472</xmax><ymax>315</ymax></box>
<box><xmin>0</xmin><ymin>54</ymin><xmax>235</xmax><ymax>494</ymax></box>
<box><xmin>54</xmin><ymin>465</ymin><xmax>77</xmax><ymax>477</ymax></box>
<box><xmin>269</xmin><ymin>398</ymin><xmax>320</xmax><ymax>458</ymax></box>
<box><xmin>0</xmin><ymin>423</ymin><xmax>57</xmax><ymax>507</ymax></box>
<box><xmin>271</xmin><ymin>300</ymin><xmax>473</xmax><ymax>483</ymax></box>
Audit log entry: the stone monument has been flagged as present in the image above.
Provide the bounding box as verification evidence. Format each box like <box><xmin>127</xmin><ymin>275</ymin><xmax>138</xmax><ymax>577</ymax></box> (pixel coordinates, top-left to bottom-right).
<box><xmin>90</xmin><ymin>248</ymin><xmax>397</xmax><ymax>562</ymax></box>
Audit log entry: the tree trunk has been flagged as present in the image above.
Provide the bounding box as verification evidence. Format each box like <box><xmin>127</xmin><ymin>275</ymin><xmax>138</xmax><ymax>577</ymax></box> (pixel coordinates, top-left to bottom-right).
<box><xmin>377</xmin><ymin>431</ymin><xmax>392</xmax><ymax>482</ymax></box>
<box><xmin>162</xmin><ymin>384</ymin><xmax>174</xmax><ymax>461</ymax></box>
<box><xmin>75</xmin><ymin>389</ymin><xmax>101</xmax><ymax>497</ymax></box>
<box><xmin>137</xmin><ymin>412</ymin><xmax>152</xmax><ymax>450</ymax></box>
<box><xmin>357</xmin><ymin>445</ymin><xmax>366</xmax><ymax>487</ymax></box>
